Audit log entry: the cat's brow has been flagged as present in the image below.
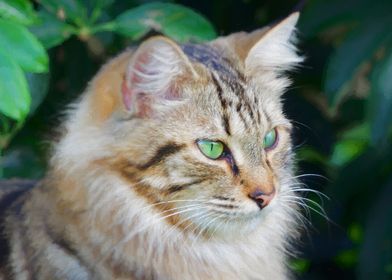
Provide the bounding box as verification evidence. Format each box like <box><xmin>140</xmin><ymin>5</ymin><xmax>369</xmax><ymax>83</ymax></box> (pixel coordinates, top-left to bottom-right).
<box><xmin>166</xmin><ymin>178</ymin><xmax>208</xmax><ymax>194</ymax></box>
<box><xmin>138</xmin><ymin>142</ymin><xmax>185</xmax><ymax>170</ymax></box>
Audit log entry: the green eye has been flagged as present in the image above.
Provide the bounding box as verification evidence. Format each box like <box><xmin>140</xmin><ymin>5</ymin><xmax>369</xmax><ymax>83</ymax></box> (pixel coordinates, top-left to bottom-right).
<box><xmin>263</xmin><ymin>128</ymin><xmax>278</xmax><ymax>150</ymax></box>
<box><xmin>197</xmin><ymin>140</ymin><xmax>224</xmax><ymax>159</ymax></box>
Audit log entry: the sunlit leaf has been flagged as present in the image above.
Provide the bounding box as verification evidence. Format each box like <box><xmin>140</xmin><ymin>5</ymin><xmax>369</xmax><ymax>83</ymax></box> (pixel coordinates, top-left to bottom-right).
<box><xmin>330</xmin><ymin>123</ymin><xmax>369</xmax><ymax>166</ymax></box>
<box><xmin>114</xmin><ymin>2</ymin><xmax>216</xmax><ymax>42</ymax></box>
<box><xmin>335</xmin><ymin>249</ymin><xmax>358</xmax><ymax>268</ymax></box>
<box><xmin>29</xmin><ymin>10</ymin><xmax>75</xmax><ymax>49</ymax></box>
<box><xmin>324</xmin><ymin>16</ymin><xmax>392</xmax><ymax>108</ymax></box>
<box><xmin>290</xmin><ymin>258</ymin><xmax>310</xmax><ymax>274</ymax></box>
<box><xmin>348</xmin><ymin>223</ymin><xmax>363</xmax><ymax>244</ymax></box>
<box><xmin>297</xmin><ymin>146</ymin><xmax>328</xmax><ymax>165</ymax></box>
<box><xmin>0</xmin><ymin>19</ymin><xmax>48</xmax><ymax>73</ymax></box>
<box><xmin>358</xmin><ymin>178</ymin><xmax>392</xmax><ymax>280</ymax></box>
<box><xmin>0</xmin><ymin>51</ymin><xmax>30</xmax><ymax>121</ymax></box>
<box><xmin>368</xmin><ymin>48</ymin><xmax>392</xmax><ymax>147</ymax></box>
<box><xmin>0</xmin><ymin>0</ymin><xmax>36</xmax><ymax>25</ymax></box>
<box><xmin>330</xmin><ymin>139</ymin><xmax>367</xmax><ymax>167</ymax></box>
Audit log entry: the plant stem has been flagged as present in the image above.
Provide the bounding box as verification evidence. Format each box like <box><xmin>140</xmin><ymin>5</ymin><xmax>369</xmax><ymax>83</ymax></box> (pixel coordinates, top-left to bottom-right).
<box><xmin>91</xmin><ymin>21</ymin><xmax>117</xmax><ymax>33</ymax></box>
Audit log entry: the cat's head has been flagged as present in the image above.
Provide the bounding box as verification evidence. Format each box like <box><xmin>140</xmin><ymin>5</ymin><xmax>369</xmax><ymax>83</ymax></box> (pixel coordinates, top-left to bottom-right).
<box><xmin>55</xmin><ymin>13</ymin><xmax>303</xmax><ymax>241</ymax></box>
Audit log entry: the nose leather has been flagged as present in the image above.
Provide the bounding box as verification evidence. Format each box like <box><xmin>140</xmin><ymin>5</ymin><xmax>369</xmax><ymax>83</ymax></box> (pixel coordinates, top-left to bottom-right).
<box><xmin>248</xmin><ymin>189</ymin><xmax>275</xmax><ymax>209</ymax></box>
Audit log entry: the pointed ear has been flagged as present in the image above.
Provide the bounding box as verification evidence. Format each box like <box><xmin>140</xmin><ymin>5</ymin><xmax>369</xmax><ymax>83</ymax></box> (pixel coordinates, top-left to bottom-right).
<box><xmin>245</xmin><ymin>12</ymin><xmax>303</xmax><ymax>74</ymax></box>
<box><xmin>122</xmin><ymin>36</ymin><xmax>196</xmax><ymax>117</ymax></box>
<box><xmin>212</xmin><ymin>27</ymin><xmax>271</xmax><ymax>62</ymax></box>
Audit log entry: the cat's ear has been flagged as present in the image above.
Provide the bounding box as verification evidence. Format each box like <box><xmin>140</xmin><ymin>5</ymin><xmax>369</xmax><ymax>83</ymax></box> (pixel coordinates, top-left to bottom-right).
<box><xmin>122</xmin><ymin>36</ymin><xmax>196</xmax><ymax>117</ymax></box>
<box><xmin>245</xmin><ymin>12</ymin><xmax>303</xmax><ymax>74</ymax></box>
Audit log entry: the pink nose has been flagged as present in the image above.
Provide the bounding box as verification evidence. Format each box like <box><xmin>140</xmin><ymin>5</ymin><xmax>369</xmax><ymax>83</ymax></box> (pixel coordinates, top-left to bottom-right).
<box><xmin>248</xmin><ymin>189</ymin><xmax>275</xmax><ymax>209</ymax></box>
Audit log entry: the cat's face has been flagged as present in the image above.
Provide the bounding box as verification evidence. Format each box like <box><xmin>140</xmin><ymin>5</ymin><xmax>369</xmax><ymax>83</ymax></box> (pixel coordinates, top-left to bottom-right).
<box><xmin>98</xmin><ymin>13</ymin><xmax>303</xmax><ymax>240</ymax></box>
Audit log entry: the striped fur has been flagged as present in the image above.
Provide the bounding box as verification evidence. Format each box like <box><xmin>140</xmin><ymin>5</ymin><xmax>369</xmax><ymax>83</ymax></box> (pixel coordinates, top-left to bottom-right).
<box><xmin>0</xmin><ymin>13</ymin><xmax>304</xmax><ymax>279</ymax></box>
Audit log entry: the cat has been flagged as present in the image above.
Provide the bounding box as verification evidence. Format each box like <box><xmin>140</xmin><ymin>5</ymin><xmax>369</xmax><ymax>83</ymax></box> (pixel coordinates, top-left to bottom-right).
<box><xmin>0</xmin><ymin>12</ymin><xmax>304</xmax><ymax>280</ymax></box>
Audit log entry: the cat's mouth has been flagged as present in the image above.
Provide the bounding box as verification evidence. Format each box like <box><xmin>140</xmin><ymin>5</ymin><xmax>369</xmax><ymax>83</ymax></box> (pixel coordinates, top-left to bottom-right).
<box><xmin>164</xmin><ymin>197</ymin><xmax>275</xmax><ymax>239</ymax></box>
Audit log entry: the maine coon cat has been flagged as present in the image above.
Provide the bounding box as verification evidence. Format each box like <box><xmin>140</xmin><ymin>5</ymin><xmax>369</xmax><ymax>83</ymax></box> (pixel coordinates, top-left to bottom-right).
<box><xmin>0</xmin><ymin>12</ymin><xmax>304</xmax><ymax>280</ymax></box>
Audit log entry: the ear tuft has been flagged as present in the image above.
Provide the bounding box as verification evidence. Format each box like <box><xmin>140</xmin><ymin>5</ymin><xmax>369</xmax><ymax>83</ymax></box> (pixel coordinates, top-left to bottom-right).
<box><xmin>245</xmin><ymin>12</ymin><xmax>303</xmax><ymax>74</ymax></box>
<box><xmin>122</xmin><ymin>37</ymin><xmax>195</xmax><ymax>116</ymax></box>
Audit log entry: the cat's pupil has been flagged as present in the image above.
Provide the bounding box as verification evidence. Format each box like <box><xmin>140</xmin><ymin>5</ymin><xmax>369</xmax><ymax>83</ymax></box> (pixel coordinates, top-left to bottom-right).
<box><xmin>197</xmin><ymin>140</ymin><xmax>224</xmax><ymax>159</ymax></box>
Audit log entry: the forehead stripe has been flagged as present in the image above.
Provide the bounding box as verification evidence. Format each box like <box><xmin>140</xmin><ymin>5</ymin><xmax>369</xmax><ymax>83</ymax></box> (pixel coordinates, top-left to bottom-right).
<box><xmin>211</xmin><ymin>73</ymin><xmax>231</xmax><ymax>136</ymax></box>
<box><xmin>181</xmin><ymin>43</ymin><xmax>259</xmax><ymax>131</ymax></box>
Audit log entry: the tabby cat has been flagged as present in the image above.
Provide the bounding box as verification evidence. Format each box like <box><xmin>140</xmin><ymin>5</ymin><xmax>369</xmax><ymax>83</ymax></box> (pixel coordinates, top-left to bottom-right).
<box><xmin>0</xmin><ymin>12</ymin><xmax>304</xmax><ymax>280</ymax></box>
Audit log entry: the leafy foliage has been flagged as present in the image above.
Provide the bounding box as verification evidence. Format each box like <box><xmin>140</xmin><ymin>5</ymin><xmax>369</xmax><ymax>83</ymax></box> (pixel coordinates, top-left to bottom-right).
<box><xmin>0</xmin><ymin>0</ymin><xmax>391</xmax><ymax>279</ymax></box>
<box><xmin>0</xmin><ymin>0</ymin><xmax>215</xmax><ymax>155</ymax></box>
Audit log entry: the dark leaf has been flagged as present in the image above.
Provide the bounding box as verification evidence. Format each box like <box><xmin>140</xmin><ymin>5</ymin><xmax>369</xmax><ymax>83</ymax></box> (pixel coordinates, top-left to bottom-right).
<box><xmin>29</xmin><ymin>10</ymin><xmax>75</xmax><ymax>49</ymax></box>
<box><xmin>324</xmin><ymin>16</ymin><xmax>392</xmax><ymax>107</ymax></box>
<box><xmin>368</xmin><ymin>48</ymin><xmax>392</xmax><ymax>147</ymax></box>
<box><xmin>299</xmin><ymin>0</ymin><xmax>368</xmax><ymax>37</ymax></box>
<box><xmin>328</xmin><ymin>146</ymin><xmax>392</xmax><ymax>204</ymax></box>
<box><xmin>1</xmin><ymin>146</ymin><xmax>45</xmax><ymax>179</ymax></box>
<box><xmin>358</xmin><ymin>177</ymin><xmax>392</xmax><ymax>280</ymax></box>
<box><xmin>25</xmin><ymin>72</ymin><xmax>50</xmax><ymax>116</ymax></box>
<box><xmin>39</xmin><ymin>0</ymin><xmax>87</xmax><ymax>25</ymax></box>
<box><xmin>114</xmin><ymin>2</ymin><xmax>216</xmax><ymax>42</ymax></box>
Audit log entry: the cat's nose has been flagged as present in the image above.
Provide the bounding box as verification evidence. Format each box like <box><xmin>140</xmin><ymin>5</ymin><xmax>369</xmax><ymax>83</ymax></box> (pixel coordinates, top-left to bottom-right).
<box><xmin>248</xmin><ymin>189</ymin><xmax>275</xmax><ymax>209</ymax></box>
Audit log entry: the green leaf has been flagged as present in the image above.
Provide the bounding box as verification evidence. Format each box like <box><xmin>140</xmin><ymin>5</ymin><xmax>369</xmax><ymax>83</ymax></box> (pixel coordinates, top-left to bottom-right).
<box><xmin>348</xmin><ymin>223</ymin><xmax>363</xmax><ymax>244</ymax></box>
<box><xmin>25</xmin><ymin>72</ymin><xmax>50</xmax><ymax>115</ymax></box>
<box><xmin>87</xmin><ymin>0</ymin><xmax>114</xmax><ymax>23</ymax></box>
<box><xmin>358</xmin><ymin>177</ymin><xmax>392</xmax><ymax>280</ymax></box>
<box><xmin>368</xmin><ymin>48</ymin><xmax>392</xmax><ymax>147</ymax></box>
<box><xmin>335</xmin><ymin>249</ymin><xmax>358</xmax><ymax>268</ymax></box>
<box><xmin>330</xmin><ymin>123</ymin><xmax>369</xmax><ymax>167</ymax></box>
<box><xmin>297</xmin><ymin>146</ymin><xmax>328</xmax><ymax>165</ymax></box>
<box><xmin>29</xmin><ymin>10</ymin><xmax>75</xmax><ymax>49</ymax></box>
<box><xmin>0</xmin><ymin>19</ymin><xmax>48</xmax><ymax>73</ymax></box>
<box><xmin>0</xmin><ymin>0</ymin><xmax>36</xmax><ymax>25</ymax></box>
<box><xmin>114</xmin><ymin>2</ymin><xmax>216</xmax><ymax>42</ymax></box>
<box><xmin>39</xmin><ymin>0</ymin><xmax>87</xmax><ymax>25</ymax></box>
<box><xmin>330</xmin><ymin>139</ymin><xmax>367</xmax><ymax>167</ymax></box>
<box><xmin>290</xmin><ymin>258</ymin><xmax>310</xmax><ymax>274</ymax></box>
<box><xmin>0</xmin><ymin>50</ymin><xmax>31</xmax><ymax>121</ymax></box>
<box><xmin>324</xmin><ymin>15</ymin><xmax>392</xmax><ymax>108</ymax></box>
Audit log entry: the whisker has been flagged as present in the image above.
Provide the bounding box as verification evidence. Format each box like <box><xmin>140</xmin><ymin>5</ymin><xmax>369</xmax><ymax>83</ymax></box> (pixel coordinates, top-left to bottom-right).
<box><xmin>290</xmin><ymin>173</ymin><xmax>328</xmax><ymax>181</ymax></box>
<box><xmin>96</xmin><ymin>204</ymin><xmax>208</xmax><ymax>268</ymax></box>
<box><xmin>164</xmin><ymin>210</ymin><xmax>209</xmax><ymax>242</ymax></box>
<box><xmin>284</xmin><ymin>186</ymin><xmax>330</xmax><ymax>201</ymax></box>
<box><xmin>206</xmin><ymin>213</ymin><xmax>228</xmax><ymax>242</ymax></box>
<box><xmin>192</xmin><ymin>212</ymin><xmax>224</xmax><ymax>246</ymax></box>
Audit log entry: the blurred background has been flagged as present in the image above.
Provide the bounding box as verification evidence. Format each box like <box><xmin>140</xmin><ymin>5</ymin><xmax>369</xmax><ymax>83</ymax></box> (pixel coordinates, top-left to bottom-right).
<box><xmin>0</xmin><ymin>0</ymin><xmax>391</xmax><ymax>279</ymax></box>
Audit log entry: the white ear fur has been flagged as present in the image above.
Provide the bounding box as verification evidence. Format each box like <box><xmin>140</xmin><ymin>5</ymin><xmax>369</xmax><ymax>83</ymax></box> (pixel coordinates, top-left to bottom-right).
<box><xmin>122</xmin><ymin>37</ymin><xmax>195</xmax><ymax>115</ymax></box>
<box><xmin>245</xmin><ymin>12</ymin><xmax>303</xmax><ymax>74</ymax></box>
